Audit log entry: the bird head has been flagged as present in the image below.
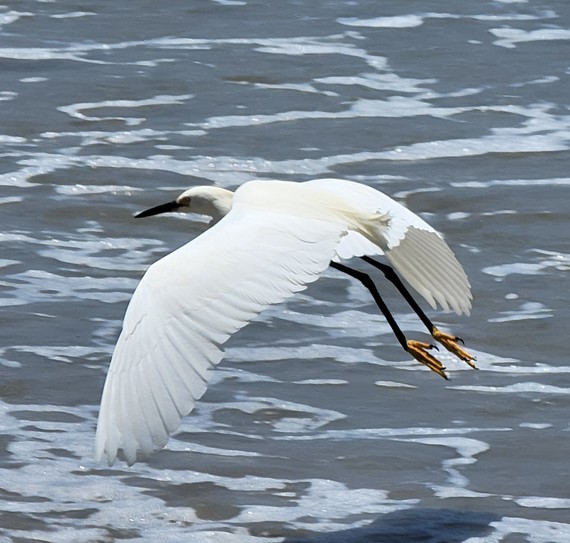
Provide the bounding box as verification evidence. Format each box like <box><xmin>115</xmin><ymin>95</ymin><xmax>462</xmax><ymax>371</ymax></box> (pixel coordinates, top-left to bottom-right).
<box><xmin>135</xmin><ymin>186</ymin><xmax>234</xmax><ymax>224</ymax></box>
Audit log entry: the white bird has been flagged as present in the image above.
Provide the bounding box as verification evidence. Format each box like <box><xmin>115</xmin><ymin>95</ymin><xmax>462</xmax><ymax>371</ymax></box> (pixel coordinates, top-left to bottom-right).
<box><xmin>96</xmin><ymin>178</ymin><xmax>475</xmax><ymax>465</ymax></box>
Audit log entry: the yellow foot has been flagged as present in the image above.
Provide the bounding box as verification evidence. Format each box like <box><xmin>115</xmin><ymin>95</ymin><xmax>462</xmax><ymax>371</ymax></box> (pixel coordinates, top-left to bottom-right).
<box><xmin>432</xmin><ymin>327</ymin><xmax>478</xmax><ymax>369</ymax></box>
<box><xmin>406</xmin><ymin>340</ymin><xmax>448</xmax><ymax>380</ymax></box>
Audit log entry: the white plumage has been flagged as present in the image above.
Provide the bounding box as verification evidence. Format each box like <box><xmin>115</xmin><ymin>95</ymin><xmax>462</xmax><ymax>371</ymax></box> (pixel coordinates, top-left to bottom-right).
<box><xmin>96</xmin><ymin>178</ymin><xmax>472</xmax><ymax>465</ymax></box>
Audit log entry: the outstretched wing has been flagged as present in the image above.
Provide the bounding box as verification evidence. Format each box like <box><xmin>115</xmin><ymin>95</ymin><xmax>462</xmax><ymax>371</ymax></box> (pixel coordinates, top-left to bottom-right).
<box><xmin>306</xmin><ymin>178</ymin><xmax>472</xmax><ymax>315</ymax></box>
<box><xmin>96</xmin><ymin>207</ymin><xmax>344</xmax><ymax>465</ymax></box>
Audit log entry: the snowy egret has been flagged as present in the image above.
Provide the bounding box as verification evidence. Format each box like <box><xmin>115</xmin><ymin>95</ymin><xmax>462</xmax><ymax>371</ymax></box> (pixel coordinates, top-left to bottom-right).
<box><xmin>96</xmin><ymin>178</ymin><xmax>476</xmax><ymax>465</ymax></box>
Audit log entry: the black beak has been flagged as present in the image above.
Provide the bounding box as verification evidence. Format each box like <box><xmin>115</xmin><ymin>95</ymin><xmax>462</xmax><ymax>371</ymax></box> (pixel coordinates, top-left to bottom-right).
<box><xmin>135</xmin><ymin>200</ymin><xmax>182</xmax><ymax>218</ymax></box>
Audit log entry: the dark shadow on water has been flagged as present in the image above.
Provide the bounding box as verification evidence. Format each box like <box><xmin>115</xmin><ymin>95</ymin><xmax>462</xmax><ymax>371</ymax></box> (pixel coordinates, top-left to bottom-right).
<box><xmin>278</xmin><ymin>508</ymin><xmax>500</xmax><ymax>543</ymax></box>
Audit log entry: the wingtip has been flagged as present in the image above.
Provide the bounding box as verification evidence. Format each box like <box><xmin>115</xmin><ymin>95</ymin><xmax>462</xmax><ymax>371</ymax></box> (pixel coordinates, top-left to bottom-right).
<box><xmin>94</xmin><ymin>439</ymin><xmax>116</xmax><ymax>467</ymax></box>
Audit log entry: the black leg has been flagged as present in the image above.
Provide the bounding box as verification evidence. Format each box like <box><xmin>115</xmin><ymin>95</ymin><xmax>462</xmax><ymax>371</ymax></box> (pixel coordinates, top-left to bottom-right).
<box><xmin>329</xmin><ymin>260</ymin><xmax>448</xmax><ymax>379</ymax></box>
<box><xmin>360</xmin><ymin>256</ymin><xmax>437</xmax><ymax>335</ymax></box>
<box><xmin>329</xmin><ymin>261</ymin><xmax>409</xmax><ymax>351</ymax></box>
<box><xmin>360</xmin><ymin>256</ymin><xmax>477</xmax><ymax>369</ymax></box>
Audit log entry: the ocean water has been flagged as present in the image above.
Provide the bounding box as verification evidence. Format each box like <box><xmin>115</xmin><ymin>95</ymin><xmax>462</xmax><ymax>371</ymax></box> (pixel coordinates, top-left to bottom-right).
<box><xmin>1</xmin><ymin>1</ymin><xmax>569</xmax><ymax>541</ymax></box>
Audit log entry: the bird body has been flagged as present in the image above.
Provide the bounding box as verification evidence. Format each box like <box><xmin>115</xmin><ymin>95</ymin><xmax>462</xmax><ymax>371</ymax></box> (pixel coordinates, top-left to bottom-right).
<box><xmin>96</xmin><ymin>178</ymin><xmax>473</xmax><ymax>465</ymax></box>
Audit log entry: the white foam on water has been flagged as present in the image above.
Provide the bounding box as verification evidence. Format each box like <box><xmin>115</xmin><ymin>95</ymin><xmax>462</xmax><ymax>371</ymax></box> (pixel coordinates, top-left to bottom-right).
<box><xmin>0</xmin><ymin>10</ymin><xmax>31</xmax><ymax>28</ymax></box>
<box><xmin>256</xmin><ymin>305</ymin><xmax>396</xmax><ymax>335</ymax></box>
<box><xmin>484</xmin><ymin>263</ymin><xmax>561</xmax><ymax>278</ymax></box>
<box><xmin>50</xmin><ymin>11</ymin><xmax>96</xmax><ymax>19</ymax></box>
<box><xmin>7</xmin><ymin>108</ymin><xmax>569</xmax><ymax>188</ymax></box>
<box><xmin>212</xmin><ymin>0</ymin><xmax>247</xmax><ymax>5</ymax></box>
<box><xmin>0</xmin><ymin>46</ymin><xmax>92</xmax><ymax>62</ymax></box>
<box><xmin>249</xmin><ymin>81</ymin><xmax>338</xmax><ymax>97</ymax></box>
<box><xmin>476</xmin><ymin>361</ymin><xmax>570</xmax><ymax>375</ymax></box>
<box><xmin>229</xmin><ymin>343</ymin><xmax>383</xmax><ymax>366</ymax></box>
<box><xmin>19</xmin><ymin>76</ymin><xmax>48</xmax><ymax>83</ymax></box>
<box><xmin>217</xmin><ymin>395</ymin><xmax>346</xmax><ymax>434</ymax></box>
<box><xmin>5</xmin><ymin>344</ymin><xmax>103</xmax><ymax>364</ymax></box>
<box><xmin>0</xmin><ymin>398</ymin><xmax>411</xmax><ymax>541</ymax></box>
<box><xmin>160</xmin><ymin>97</ymin><xmax>570</xmax><ymax>167</ymax></box>
<box><xmin>149</xmin><ymin>34</ymin><xmax>388</xmax><ymax>70</ymax></box>
<box><xmin>0</xmin><ymin>258</ymin><xmax>19</xmax><ymax>268</ymax></box>
<box><xmin>42</xmin><ymin>127</ymin><xmax>205</xmax><ymax>145</ymax></box>
<box><xmin>397</xmin><ymin>436</ymin><xmax>489</xmax><ymax>489</ymax></box>
<box><xmin>380</xmin><ymin>132</ymin><xmax>568</xmax><ymax>161</ymax></box>
<box><xmin>233</xmin><ymin>479</ymin><xmax>417</xmax><ymax>532</ymax></box>
<box><xmin>490</xmin><ymin>27</ymin><xmax>570</xmax><ymax>48</ymax></box>
<box><xmin>0</xmin><ymin>90</ymin><xmax>18</xmax><ymax>102</ymax></box>
<box><xmin>207</xmin><ymin>366</ymin><xmax>280</xmax><ymax>387</ymax></box>
<box><xmin>374</xmin><ymin>381</ymin><xmax>417</xmax><ymax>389</ymax></box>
<box><xmin>534</xmin><ymin>251</ymin><xmax>569</xmax><ymax>272</ymax></box>
<box><xmin>516</xmin><ymin>497</ymin><xmax>570</xmax><ymax>509</ymax></box>
<box><xmin>0</xmin><ymin>359</ymin><xmax>564</xmax><ymax>542</ymax></box>
<box><xmin>519</xmin><ymin>422</ymin><xmax>552</xmax><ymax>429</ymax></box>
<box><xmin>465</xmin><ymin>516</ymin><xmax>570</xmax><ymax>543</ymax></box>
<box><xmin>452</xmin><ymin>177</ymin><xmax>570</xmax><ymax>188</ymax></box>
<box><xmin>447</xmin><ymin>211</ymin><xmax>470</xmax><ymax>221</ymax></box>
<box><xmin>194</xmin><ymin>96</ymin><xmax>468</xmax><ymax>131</ymax></box>
<box><xmin>0</xmin><ymin>269</ymin><xmax>137</xmax><ymax>305</ymax></box>
<box><xmin>0</xmin><ymin>135</ymin><xmax>26</xmax><ymax>146</ymax></box>
<box><xmin>54</xmin><ymin>183</ymin><xmax>141</xmax><ymax>195</ymax></box>
<box><xmin>0</xmin><ymin>153</ymin><xmax>80</xmax><ymax>187</ymax></box>
<box><xmin>474</xmin><ymin>12</ymin><xmax>554</xmax><ymax>21</ymax></box>
<box><xmin>166</xmin><ymin>441</ymin><xmax>265</xmax><ymax>458</ymax></box>
<box><xmin>450</xmin><ymin>382</ymin><xmax>570</xmax><ymax>394</ymax></box>
<box><xmin>4</xmin><ymin>229</ymin><xmax>165</xmax><ymax>272</ymax></box>
<box><xmin>274</xmin><ymin>425</ymin><xmax>511</xmax><ymax>442</ymax></box>
<box><xmin>58</xmin><ymin>94</ymin><xmax>194</xmax><ymax>127</ymax></box>
<box><xmin>338</xmin><ymin>15</ymin><xmax>426</xmax><ymax>28</ymax></box>
<box><xmin>488</xmin><ymin>302</ymin><xmax>553</xmax><ymax>323</ymax></box>
<box><xmin>0</xmin><ymin>195</ymin><xmax>22</xmax><ymax>205</ymax></box>
<box><xmin>315</xmin><ymin>72</ymin><xmax>436</xmax><ymax>93</ymax></box>
<box><xmin>338</xmin><ymin>10</ymin><xmax>549</xmax><ymax>30</ymax></box>
<box><xmin>181</xmin><ymin>531</ymin><xmax>280</xmax><ymax>543</ymax></box>
<box><xmin>293</xmin><ymin>379</ymin><xmax>348</xmax><ymax>385</ymax></box>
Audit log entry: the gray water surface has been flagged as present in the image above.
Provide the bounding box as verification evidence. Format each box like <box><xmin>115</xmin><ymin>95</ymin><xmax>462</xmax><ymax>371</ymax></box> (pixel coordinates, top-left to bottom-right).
<box><xmin>1</xmin><ymin>1</ymin><xmax>569</xmax><ymax>541</ymax></box>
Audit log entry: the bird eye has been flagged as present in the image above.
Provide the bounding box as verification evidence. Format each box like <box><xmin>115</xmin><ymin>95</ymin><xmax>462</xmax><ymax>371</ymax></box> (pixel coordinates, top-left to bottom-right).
<box><xmin>178</xmin><ymin>196</ymin><xmax>191</xmax><ymax>206</ymax></box>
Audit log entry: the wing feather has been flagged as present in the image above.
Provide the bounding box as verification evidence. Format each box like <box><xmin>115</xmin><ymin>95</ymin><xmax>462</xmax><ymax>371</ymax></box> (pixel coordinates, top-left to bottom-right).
<box><xmin>306</xmin><ymin>178</ymin><xmax>471</xmax><ymax>315</ymax></box>
<box><xmin>96</xmin><ymin>207</ymin><xmax>344</xmax><ymax>465</ymax></box>
<box><xmin>384</xmin><ymin>226</ymin><xmax>472</xmax><ymax>315</ymax></box>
